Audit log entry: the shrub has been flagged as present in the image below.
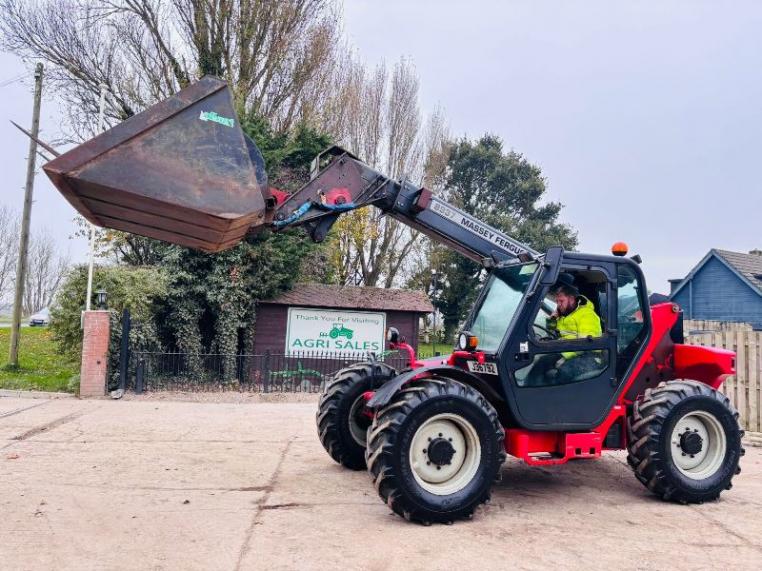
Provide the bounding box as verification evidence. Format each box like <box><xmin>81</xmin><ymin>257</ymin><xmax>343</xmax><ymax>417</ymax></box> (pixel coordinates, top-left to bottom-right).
<box><xmin>50</xmin><ymin>265</ymin><xmax>168</xmax><ymax>388</ymax></box>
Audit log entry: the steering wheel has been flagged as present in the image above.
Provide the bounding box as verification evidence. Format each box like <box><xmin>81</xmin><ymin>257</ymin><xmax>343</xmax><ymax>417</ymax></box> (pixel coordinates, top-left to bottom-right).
<box><xmin>533</xmin><ymin>323</ymin><xmax>559</xmax><ymax>341</ymax></box>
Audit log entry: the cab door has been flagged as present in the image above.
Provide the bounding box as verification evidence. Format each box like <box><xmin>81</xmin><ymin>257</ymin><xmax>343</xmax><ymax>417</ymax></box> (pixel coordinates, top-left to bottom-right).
<box><xmin>498</xmin><ymin>256</ymin><xmax>619</xmax><ymax>430</ymax></box>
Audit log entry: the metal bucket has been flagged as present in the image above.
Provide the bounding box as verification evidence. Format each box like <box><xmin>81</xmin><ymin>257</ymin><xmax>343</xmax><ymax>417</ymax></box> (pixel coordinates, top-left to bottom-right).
<box><xmin>43</xmin><ymin>76</ymin><xmax>271</xmax><ymax>252</ymax></box>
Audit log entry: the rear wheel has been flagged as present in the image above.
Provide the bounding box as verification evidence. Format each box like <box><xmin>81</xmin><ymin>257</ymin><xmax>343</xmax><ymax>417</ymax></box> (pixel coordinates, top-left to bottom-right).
<box><xmin>627</xmin><ymin>380</ymin><xmax>744</xmax><ymax>503</ymax></box>
<box><xmin>366</xmin><ymin>377</ymin><xmax>505</xmax><ymax>524</ymax></box>
<box><xmin>316</xmin><ymin>362</ymin><xmax>397</xmax><ymax>470</ymax></box>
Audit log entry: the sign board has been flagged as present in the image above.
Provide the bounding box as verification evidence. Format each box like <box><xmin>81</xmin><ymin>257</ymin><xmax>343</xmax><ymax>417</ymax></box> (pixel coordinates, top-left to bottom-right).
<box><xmin>285</xmin><ymin>307</ymin><xmax>386</xmax><ymax>355</ymax></box>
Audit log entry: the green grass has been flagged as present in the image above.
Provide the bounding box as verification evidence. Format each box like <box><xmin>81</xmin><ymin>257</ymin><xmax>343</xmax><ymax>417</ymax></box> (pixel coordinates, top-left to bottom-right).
<box><xmin>417</xmin><ymin>342</ymin><xmax>453</xmax><ymax>358</ymax></box>
<box><xmin>0</xmin><ymin>327</ymin><xmax>79</xmax><ymax>393</ymax></box>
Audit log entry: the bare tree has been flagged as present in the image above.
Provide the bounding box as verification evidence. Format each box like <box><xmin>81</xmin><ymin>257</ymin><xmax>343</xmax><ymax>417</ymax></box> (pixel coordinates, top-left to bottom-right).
<box><xmin>0</xmin><ymin>206</ymin><xmax>20</xmax><ymax>304</ymax></box>
<box><xmin>0</xmin><ymin>0</ymin><xmax>342</xmax><ymax>138</ymax></box>
<box><xmin>23</xmin><ymin>230</ymin><xmax>69</xmax><ymax>314</ymax></box>
<box><xmin>324</xmin><ymin>58</ymin><xmax>450</xmax><ymax>287</ymax></box>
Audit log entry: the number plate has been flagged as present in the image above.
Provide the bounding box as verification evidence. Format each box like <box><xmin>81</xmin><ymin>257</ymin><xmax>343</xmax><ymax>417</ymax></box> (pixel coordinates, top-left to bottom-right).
<box><xmin>466</xmin><ymin>361</ymin><xmax>498</xmax><ymax>375</ymax></box>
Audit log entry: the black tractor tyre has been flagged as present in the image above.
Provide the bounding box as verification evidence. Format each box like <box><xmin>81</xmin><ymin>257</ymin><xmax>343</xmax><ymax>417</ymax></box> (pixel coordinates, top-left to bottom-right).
<box><xmin>317</xmin><ymin>362</ymin><xmax>397</xmax><ymax>470</ymax></box>
<box><xmin>627</xmin><ymin>380</ymin><xmax>745</xmax><ymax>504</ymax></box>
<box><xmin>365</xmin><ymin>377</ymin><xmax>506</xmax><ymax>524</ymax></box>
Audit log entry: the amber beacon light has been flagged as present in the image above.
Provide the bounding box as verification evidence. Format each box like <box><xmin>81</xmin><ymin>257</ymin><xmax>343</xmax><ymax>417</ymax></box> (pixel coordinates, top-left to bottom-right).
<box><xmin>611</xmin><ymin>242</ymin><xmax>629</xmax><ymax>257</ymax></box>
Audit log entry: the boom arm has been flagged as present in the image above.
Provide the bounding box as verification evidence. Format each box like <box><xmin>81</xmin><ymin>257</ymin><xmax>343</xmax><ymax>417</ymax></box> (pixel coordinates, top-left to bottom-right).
<box><xmin>269</xmin><ymin>147</ymin><xmax>537</xmax><ymax>265</ymax></box>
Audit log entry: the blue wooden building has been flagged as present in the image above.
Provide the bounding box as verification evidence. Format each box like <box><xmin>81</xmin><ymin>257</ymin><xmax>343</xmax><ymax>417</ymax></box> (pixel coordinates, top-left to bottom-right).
<box><xmin>669</xmin><ymin>249</ymin><xmax>762</xmax><ymax>330</ymax></box>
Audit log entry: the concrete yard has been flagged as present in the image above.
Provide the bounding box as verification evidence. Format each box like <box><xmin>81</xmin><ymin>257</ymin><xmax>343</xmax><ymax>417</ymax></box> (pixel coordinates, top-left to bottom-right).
<box><xmin>1</xmin><ymin>395</ymin><xmax>761</xmax><ymax>570</ymax></box>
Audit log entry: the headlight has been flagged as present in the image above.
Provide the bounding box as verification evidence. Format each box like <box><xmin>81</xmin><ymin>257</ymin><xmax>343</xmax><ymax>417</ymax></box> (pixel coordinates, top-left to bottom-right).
<box><xmin>458</xmin><ymin>331</ymin><xmax>478</xmax><ymax>351</ymax></box>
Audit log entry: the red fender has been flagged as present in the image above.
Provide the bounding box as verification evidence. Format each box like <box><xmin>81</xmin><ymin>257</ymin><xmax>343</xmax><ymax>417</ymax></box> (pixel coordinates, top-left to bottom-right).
<box><xmin>672</xmin><ymin>343</ymin><xmax>735</xmax><ymax>389</ymax></box>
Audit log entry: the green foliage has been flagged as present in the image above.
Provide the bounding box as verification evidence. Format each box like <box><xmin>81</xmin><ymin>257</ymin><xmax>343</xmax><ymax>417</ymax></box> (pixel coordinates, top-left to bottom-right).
<box><xmin>159</xmin><ymin>227</ymin><xmax>320</xmax><ymax>377</ymax></box>
<box><xmin>241</xmin><ymin>115</ymin><xmax>331</xmax><ymax>179</ymax></box>
<box><xmin>49</xmin><ymin>265</ymin><xmax>168</xmax><ymax>361</ymax></box>
<box><xmin>0</xmin><ymin>327</ymin><xmax>79</xmax><ymax>393</ymax></box>
<box><xmin>417</xmin><ymin>134</ymin><xmax>578</xmax><ymax>340</ymax></box>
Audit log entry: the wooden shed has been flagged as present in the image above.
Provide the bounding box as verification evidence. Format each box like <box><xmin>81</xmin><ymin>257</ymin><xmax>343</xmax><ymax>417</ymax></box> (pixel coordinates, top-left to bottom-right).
<box><xmin>252</xmin><ymin>284</ymin><xmax>434</xmax><ymax>355</ymax></box>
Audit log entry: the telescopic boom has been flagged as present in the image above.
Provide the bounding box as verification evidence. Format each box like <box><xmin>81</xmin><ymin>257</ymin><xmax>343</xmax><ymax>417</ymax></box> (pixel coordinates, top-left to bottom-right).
<box><xmin>268</xmin><ymin>146</ymin><xmax>537</xmax><ymax>265</ymax></box>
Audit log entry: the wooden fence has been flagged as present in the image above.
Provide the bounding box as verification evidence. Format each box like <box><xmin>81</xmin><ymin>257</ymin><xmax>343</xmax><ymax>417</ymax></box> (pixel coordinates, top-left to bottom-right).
<box><xmin>684</xmin><ymin>320</ymin><xmax>761</xmax><ymax>441</ymax></box>
<box><xmin>684</xmin><ymin>319</ymin><xmax>753</xmax><ymax>333</ymax></box>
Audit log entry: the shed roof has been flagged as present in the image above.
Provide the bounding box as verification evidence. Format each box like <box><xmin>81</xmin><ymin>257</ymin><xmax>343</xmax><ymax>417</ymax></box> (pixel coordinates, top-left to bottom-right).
<box><xmin>670</xmin><ymin>249</ymin><xmax>762</xmax><ymax>299</ymax></box>
<box><xmin>261</xmin><ymin>283</ymin><xmax>434</xmax><ymax>313</ymax></box>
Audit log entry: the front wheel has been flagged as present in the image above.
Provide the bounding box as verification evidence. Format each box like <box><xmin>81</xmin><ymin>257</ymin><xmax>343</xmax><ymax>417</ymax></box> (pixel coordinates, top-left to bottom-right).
<box><xmin>366</xmin><ymin>377</ymin><xmax>505</xmax><ymax>524</ymax></box>
<box><xmin>627</xmin><ymin>380</ymin><xmax>744</xmax><ymax>503</ymax></box>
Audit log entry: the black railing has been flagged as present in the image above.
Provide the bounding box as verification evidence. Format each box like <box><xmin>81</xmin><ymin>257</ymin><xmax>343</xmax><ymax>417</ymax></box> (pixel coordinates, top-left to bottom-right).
<box><xmin>127</xmin><ymin>350</ymin><xmax>412</xmax><ymax>393</ymax></box>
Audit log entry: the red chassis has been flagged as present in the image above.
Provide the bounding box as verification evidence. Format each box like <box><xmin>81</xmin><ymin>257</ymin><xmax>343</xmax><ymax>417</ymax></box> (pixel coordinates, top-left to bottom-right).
<box><xmin>363</xmin><ymin>302</ymin><xmax>735</xmax><ymax>467</ymax></box>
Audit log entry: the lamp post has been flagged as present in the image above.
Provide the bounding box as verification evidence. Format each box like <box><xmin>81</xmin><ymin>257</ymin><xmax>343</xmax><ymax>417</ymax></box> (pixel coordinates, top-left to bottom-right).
<box><xmin>430</xmin><ymin>268</ymin><xmax>438</xmax><ymax>355</ymax></box>
<box><xmin>85</xmin><ymin>84</ymin><xmax>109</xmax><ymax>312</ymax></box>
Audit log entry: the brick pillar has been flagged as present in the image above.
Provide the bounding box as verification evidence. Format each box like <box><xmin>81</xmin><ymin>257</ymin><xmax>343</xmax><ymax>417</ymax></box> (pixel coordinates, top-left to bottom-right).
<box><xmin>80</xmin><ymin>310</ymin><xmax>111</xmax><ymax>398</ymax></box>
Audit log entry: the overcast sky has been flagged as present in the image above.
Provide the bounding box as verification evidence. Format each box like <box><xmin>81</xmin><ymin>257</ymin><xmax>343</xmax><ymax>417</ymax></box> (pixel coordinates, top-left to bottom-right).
<box><xmin>1</xmin><ymin>1</ymin><xmax>761</xmax><ymax>293</ymax></box>
<box><xmin>343</xmin><ymin>1</ymin><xmax>762</xmax><ymax>291</ymax></box>
<box><xmin>0</xmin><ymin>50</ymin><xmax>77</xmax><ymax>263</ymax></box>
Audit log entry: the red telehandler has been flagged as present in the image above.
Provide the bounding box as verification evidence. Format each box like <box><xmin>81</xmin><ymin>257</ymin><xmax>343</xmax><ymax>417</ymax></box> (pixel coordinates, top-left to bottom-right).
<box><xmin>39</xmin><ymin>77</ymin><xmax>743</xmax><ymax>524</ymax></box>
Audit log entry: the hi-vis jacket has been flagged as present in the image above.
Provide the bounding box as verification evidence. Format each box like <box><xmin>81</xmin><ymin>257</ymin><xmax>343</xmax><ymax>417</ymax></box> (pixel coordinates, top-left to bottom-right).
<box><xmin>555</xmin><ymin>296</ymin><xmax>602</xmax><ymax>359</ymax></box>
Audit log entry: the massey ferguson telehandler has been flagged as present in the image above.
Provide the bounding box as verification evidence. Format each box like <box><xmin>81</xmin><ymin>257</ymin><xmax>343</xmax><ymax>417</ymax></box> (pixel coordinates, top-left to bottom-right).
<box><xmin>37</xmin><ymin>77</ymin><xmax>743</xmax><ymax>524</ymax></box>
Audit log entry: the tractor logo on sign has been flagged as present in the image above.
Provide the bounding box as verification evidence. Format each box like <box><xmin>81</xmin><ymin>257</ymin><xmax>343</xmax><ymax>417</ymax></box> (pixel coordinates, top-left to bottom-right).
<box><xmin>320</xmin><ymin>324</ymin><xmax>354</xmax><ymax>340</ymax></box>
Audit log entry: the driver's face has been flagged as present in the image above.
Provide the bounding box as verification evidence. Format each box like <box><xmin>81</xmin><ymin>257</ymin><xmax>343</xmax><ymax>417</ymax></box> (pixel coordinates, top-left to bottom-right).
<box><xmin>554</xmin><ymin>291</ymin><xmax>577</xmax><ymax>316</ymax></box>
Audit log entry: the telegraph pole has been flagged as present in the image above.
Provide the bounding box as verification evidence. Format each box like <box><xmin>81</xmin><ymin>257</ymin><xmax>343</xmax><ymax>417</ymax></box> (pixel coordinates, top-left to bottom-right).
<box><xmin>8</xmin><ymin>63</ymin><xmax>43</xmax><ymax>367</ymax></box>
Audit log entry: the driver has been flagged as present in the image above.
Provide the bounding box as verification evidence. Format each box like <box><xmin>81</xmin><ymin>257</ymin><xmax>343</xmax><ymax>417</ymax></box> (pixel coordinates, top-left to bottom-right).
<box><xmin>546</xmin><ymin>274</ymin><xmax>602</xmax><ymax>382</ymax></box>
<box><xmin>528</xmin><ymin>273</ymin><xmax>602</xmax><ymax>385</ymax></box>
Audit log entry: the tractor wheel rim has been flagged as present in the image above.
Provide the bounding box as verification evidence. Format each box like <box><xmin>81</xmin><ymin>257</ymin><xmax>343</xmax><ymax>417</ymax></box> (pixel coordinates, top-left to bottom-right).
<box><xmin>348</xmin><ymin>394</ymin><xmax>370</xmax><ymax>447</ymax></box>
<box><xmin>409</xmin><ymin>413</ymin><xmax>482</xmax><ymax>496</ymax></box>
<box><xmin>670</xmin><ymin>410</ymin><xmax>727</xmax><ymax>480</ymax></box>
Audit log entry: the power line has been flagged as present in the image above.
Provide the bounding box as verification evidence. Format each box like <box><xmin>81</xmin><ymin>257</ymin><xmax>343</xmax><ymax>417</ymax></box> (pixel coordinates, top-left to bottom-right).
<box><xmin>0</xmin><ymin>72</ymin><xmax>26</xmax><ymax>86</ymax></box>
<box><xmin>0</xmin><ymin>72</ymin><xmax>30</xmax><ymax>89</ymax></box>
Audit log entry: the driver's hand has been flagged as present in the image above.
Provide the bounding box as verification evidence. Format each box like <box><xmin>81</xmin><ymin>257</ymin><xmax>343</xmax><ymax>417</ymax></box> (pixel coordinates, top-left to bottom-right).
<box><xmin>554</xmin><ymin>356</ymin><xmax>566</xmax><ymax>369</ymax></box>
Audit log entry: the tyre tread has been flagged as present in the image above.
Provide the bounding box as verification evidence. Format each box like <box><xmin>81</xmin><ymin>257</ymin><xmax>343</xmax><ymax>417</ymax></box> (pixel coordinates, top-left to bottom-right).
<box><xmin>626</xmin><ymin>380</ymin><xmax>744</xmax><ymax>504</ymax></box>
<box><xmin>316</xmin><ymin>362</ymin><xmax>396</xmax><ymax>470</ymax></box>
<box><xmin>365</xmin><ymin>377</ymin><xmax>506</xmax><ymax>524</ymax></box>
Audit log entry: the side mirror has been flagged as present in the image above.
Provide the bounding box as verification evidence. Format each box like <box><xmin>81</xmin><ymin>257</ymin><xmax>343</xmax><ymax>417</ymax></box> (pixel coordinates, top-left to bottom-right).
<box><xmin>539</xmin><ymin>246</ymin><xmax>564</xmax><ymax>285</ymax></box>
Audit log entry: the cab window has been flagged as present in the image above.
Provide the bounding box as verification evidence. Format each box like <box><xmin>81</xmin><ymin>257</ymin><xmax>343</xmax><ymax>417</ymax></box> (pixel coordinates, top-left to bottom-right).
<box><xmin>616</xmin><ymin>265</ymin><xmax>646</xmax><ymax>376</ymax></box>
<box><xmin>470</xmin><ymin>262</ymin><xmax>538</xmax><ymax>353</ymax></box>
<box><xmin>520</xmin><ymin>268</ymin><xmax>610</xmax><ymax>387</ymax></box>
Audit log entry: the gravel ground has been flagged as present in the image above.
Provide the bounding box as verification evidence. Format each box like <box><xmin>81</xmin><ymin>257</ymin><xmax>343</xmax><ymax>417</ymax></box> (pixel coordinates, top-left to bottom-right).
<box><xmin>1</xmin><ymin>395</ymin><xmax>761</xmax><ymax>570</ymax></box>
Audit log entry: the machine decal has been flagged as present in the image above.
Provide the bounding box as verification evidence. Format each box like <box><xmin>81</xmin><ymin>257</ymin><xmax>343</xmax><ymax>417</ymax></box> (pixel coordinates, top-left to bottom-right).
<box><xmin>429</xmin><ymin>197</ymin><xmax>529</xmax><ymax>256</ymax></box>
<box><xmin>198</xmin><ymin>110</ymin><xmax>235</xmax><ymax>127</ymax></box>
